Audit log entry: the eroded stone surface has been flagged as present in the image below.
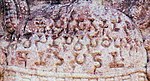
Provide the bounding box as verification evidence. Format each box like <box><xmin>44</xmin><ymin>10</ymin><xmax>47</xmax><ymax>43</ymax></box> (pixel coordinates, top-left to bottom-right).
<box><xmin>101</xmin><ymin>0</ymin><xmax>150</xmax><ymax>79</ymax></box>
<box><xmin>0</xmin><ymin>0</ymin><xmax>148</xmax><ymax>81</ymax></box>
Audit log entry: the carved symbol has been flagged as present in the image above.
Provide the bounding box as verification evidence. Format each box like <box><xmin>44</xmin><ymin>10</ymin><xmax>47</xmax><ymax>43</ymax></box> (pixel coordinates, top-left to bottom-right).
<box><xmin>125</xmin><ymin>21</ymin><xmax>134</xmax><ymax>30</ymax></box>
<box><xmin>114</xmin><ymin>38</ymin><xmax>121</xmax><ymax>48</ymax></box>
<box><xmin>109</xmin><ymin>52</ymin><xmax>124</xmax><ymax>68</ymax></box>
<box><xmin>16</xmin><ymin>51</ymin><xmax>29</xmax><ymax>67</ymax></box>
<box><xmin>112</xmin><ymin>22</ymin><xmax>120</xmax><ymax>32</ymax></box>
<box><xmin>23</xmin><ymin>40</ymin><xmax>31</xmax><ymax>48</ymax></box>
<box><xmin>34</xmin><ymin>51</ymin><xmax>46</xmax><ymax>66</ymax></box>
<box><xmin>74</xmin><ymin>42</ymin><xmax>83</xmax><ymax>51</ymax></box>
<box><xmin>16</xmin><ymin>51</ymin><xmax>28</xmax><ymax>60</ymax></box>
<box><xmin>53</xmin><ymin>51</ymin><xmax>64</xmax><ymax>66</ymax></box>
<box><xmin>100</xmin><ymin>19</ymin><xmax>108</xmax><ymax>28</ymax></box>
<box><xmin>34</xmin><ymin>16</ymin><xmax>46</xmax><ymax>28</ymax></box>
<box><xmin>101</xmin><ymin>37</ymin><xmax>112</xmax><ymax>48</ymax></box>
<box><xmin>64</xmin><ymin>36</ymin><xmax>73</xmax><ymax>45</ymax></box>
<box><xmin>90</xmin><ymin>38</ymin><xmax>98</xmax><ymax>47</ymax></box>
<box><xmin>74</xmin><ymin>53</ymin><xmax>85</xmax><ymax>65</ymax></box>
<box><xmin>87</xmin><ymin>26</ymin><xmax>99</xmax><ymax>38</ymax></box>
<box><xmin>92</xmin><ymin>52</ymin><xmax>102</xmax><ymax>68</ymax></box>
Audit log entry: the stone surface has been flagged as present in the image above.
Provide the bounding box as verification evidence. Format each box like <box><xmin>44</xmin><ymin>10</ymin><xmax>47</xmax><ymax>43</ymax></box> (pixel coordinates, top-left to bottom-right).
<box><xmin>0</xmin><ymin>0</ymin><xmax>149</xmax><ymax>81</ymax></box>
<box><xmin>102</xmin><ymin>0</ymin><xmax>150</xmax><ymax>80</ymax></box>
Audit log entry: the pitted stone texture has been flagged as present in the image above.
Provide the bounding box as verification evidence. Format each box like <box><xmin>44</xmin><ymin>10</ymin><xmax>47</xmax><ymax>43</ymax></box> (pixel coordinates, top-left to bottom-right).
<box><xmin>0</xmin><ymin>0</ymin><xmax>148</xmax><ymax>81</ymax></box>
<box><xmin>101</xmin><ymin>0</ymin><xmax>150</xmax><ymax>79</ymax></box>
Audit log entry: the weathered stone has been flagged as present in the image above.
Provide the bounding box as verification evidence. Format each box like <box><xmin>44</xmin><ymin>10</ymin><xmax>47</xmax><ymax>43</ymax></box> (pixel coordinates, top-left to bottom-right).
<box><xmin>0</xmin><ymin>0</ymin><xmax>149</xmax><ymax>81</ymax></box>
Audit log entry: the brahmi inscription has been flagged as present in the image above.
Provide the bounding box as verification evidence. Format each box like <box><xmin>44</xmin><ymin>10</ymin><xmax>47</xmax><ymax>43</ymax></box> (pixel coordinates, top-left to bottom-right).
<box><xmin>0</xmin><ymin>0</ymin><xmax>148</xmax><ymax>81</ymax></box>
